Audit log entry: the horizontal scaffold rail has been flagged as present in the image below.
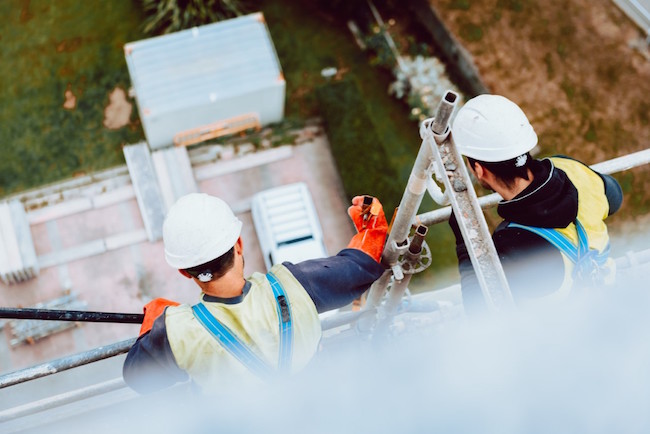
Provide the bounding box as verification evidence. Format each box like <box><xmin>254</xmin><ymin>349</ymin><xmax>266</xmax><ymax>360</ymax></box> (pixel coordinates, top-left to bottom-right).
<box><xmin>0</xmin><ymin>378</ymin><xmax>129</xmax><ymax>424</ymax></box>
<box><xmin>417</xmin><ymin>148</ymin><xmax>650</xmax><ymax>226</ymax></box>
<box><xmin>0</xmin><ymin>338</ymin><xmax>136</xmax><ymax>389</ymax></box>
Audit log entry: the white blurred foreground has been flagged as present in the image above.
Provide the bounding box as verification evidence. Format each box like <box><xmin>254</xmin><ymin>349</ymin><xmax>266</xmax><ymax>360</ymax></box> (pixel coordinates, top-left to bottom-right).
<box><xmin>6</xmin><ymin>259</ymin><xmax>647</xmax><ymax>434</ymax></box>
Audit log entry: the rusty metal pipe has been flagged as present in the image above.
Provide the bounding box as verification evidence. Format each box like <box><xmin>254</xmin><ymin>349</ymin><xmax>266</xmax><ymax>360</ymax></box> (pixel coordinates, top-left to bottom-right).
<box><xmin>0</xmin><ymin>308</ymin><xmax>144</xmax><ymax>324</ymax></box>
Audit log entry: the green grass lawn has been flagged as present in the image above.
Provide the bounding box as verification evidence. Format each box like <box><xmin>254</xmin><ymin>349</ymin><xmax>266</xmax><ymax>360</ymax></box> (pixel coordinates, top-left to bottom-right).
<box><xmin>1</xmin><ymin>1</ymin><xmax>423</xmax><ymax>194</ymax></box>
<box><xmin>0</xmin><ymin>1</ymin><xmax>146</xmax><ymax>196</ymax></box>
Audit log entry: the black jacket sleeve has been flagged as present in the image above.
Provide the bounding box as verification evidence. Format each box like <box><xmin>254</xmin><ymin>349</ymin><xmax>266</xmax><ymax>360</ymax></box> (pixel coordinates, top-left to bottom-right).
<box><xmin>450</xmin><ymin>215</ymin><xmax>565</xmax><ymax>316</ymax></box>
<box><xmin>122</xmin><ymin>311</ymin><xmax>189</xmax><ymax>394</ymax></box>
<box><xmin>284</xmin><ymin>248</ymin><xmax>385</xmax><ymax>313</ymax></box>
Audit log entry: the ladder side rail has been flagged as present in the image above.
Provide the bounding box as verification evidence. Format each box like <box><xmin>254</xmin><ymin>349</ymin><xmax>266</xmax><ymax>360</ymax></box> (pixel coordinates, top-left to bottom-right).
<box><xmin>425</xmin><ymin>117</ymin><xmax>515</xmax><ymax>312</ymax></box>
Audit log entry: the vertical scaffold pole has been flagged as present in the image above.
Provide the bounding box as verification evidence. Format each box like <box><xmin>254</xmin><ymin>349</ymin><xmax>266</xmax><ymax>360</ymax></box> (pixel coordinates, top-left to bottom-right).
<box><xmin>363</xmin><ymin>91</ymin><xmax>459</xmax><ymax>317</ymax></box>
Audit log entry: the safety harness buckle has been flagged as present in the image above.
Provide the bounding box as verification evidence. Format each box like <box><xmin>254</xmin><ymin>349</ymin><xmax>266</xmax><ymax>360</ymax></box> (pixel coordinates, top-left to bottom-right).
<box><xmin>277</xmin><ymin>295</ymin><xmax>290</xmax><ymax>323</ymax></box>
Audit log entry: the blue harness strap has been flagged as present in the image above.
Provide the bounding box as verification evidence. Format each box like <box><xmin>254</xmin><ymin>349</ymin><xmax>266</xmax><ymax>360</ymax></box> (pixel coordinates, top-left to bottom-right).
<box><xmin>507</xmin><ymin>219</ymin><xmax>610</xmax><ymax>283</ymax></box>
<box><xmin>191</xmin><ymin>303</ymin><xmax>274</xmax><ymax>379</ymax></box>
<box><xmin>191</xmin><ymin>272</ymin><xmax>293</xmax><ymax>378</ymax></box>
<box><xmin>266</xmin><ymin>272</ymin><xmax>294</xmax><ymax>372</ymax></box>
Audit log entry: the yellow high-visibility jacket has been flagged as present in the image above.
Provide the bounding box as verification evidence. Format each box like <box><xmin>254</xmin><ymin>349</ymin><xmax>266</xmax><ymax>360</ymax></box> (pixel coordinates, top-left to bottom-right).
<box><xmin>166</xmin><ymin>264</ymin><xmax>321</xmax><ymax>389</ymax></box>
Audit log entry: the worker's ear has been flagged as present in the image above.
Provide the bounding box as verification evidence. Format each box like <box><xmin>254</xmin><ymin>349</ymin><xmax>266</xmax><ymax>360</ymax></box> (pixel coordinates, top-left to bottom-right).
<box><xmin>234</xmin><ymin>237</ymin><xmax>243</xmax><ymax>255</ymax></box>
<box><xmin>178</xmin><ymin>269</ymin><xmax>192</xmax><ymax>279</ymax></box>
<box><xmin>471</xmin><ymin>161</ymin><xmax>486</xmax><ymax>180</ymax></box>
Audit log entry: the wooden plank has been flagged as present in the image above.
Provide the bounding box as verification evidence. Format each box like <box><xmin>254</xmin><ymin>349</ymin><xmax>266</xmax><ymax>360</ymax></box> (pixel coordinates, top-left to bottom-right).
<box><xmin>173</xmin><ymin>113</ymin><xmax>261</xmax><ymax>147</ymax></box>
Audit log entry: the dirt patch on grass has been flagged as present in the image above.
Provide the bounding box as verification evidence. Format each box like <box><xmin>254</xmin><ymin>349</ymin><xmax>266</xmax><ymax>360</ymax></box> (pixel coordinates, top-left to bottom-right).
<box><xmin>20</xmin><ymin>0</ymin><xmax>33</xmax><ymax>23</ymax></box>
<box><xmin>103</xmin><ymin>87</ymin><xmax>132</xmax><ymax>130</ymax></box>
<box><xmin>429</xmin><ymin>0</ymin><xmax>650</xmax><ymax>219</ymax></box>
<box><xmin>62</xmin><ymin>84</ymin><xmax>76</xmax><ymax>110</ymax></box>
<box><xmin>56</xmin><ymin>36</ymin><xmax>83</xmax><ymax>53</ymax></box>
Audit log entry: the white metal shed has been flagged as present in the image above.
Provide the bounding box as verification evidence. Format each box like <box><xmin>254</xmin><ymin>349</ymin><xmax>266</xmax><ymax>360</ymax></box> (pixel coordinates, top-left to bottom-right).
<box><xmin>124</xmin><ymin>12</ymin><xmax>285</xmax><ymax>150</ymax></box>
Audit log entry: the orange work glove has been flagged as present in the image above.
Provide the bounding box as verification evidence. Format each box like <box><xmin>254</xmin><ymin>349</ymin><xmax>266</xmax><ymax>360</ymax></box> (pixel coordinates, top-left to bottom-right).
<box><xmin>347</xmin><ymin>196</ymin><xmax>388</xmax><ymax>262</ymax></box>
<box><xmin>139</xmin><ymin>298</ymin><xmax>180</xmax><ymax>336</ymax></box>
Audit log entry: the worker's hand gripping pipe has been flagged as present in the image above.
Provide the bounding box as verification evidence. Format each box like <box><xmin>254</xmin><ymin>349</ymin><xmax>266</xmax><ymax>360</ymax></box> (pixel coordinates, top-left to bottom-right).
<box><xmin>361</xmin><ymin>91</ymin><xmax>459</xmax><ymax>332</ymax></box>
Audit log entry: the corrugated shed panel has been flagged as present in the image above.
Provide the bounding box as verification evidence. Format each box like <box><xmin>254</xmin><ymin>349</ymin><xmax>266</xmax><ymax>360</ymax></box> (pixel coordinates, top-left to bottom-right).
<box><xmin>125</xmin><ymin>12</ymin><xmax>285</xmax><ymax>149</ymax></box>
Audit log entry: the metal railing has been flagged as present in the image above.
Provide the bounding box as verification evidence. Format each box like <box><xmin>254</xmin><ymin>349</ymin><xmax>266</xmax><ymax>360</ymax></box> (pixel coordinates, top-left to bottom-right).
<box><xmin>0</xmin><ymin>378</ymin><xmax>130</xmax><ymax>424</ymax></box>
<box><xmin>0</xmin><ymin>338</ymin><xmax>135</xmax><ymax>389</ymax></box>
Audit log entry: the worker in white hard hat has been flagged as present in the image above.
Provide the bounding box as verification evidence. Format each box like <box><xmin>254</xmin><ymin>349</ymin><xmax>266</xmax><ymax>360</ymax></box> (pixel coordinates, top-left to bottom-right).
<box><xmin>122</xmin><ymin>193</ymin><xmax>388</xmax><ymax>393</ymax></box>
<box><xmin>450</xmin><ymin>94</ymin><xmax>623</xmax><ymax>315</ymax></box>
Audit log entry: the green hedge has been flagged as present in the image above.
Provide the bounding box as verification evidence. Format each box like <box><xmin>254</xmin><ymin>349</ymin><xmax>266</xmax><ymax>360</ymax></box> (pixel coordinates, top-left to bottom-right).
<box><xmin>316</xmin><ymin>79</ymin><xmax>403</xmax><ymax>211</ymax></box>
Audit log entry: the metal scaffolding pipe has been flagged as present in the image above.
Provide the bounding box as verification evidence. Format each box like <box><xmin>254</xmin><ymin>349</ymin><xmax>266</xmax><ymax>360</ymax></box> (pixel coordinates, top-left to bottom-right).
<box><xmin>0</xmin><ymin>308</ymin><xmax>144</xmax><ymax>324</ymax></box>
<box><xmin>0</xmin><ymin>338</ymin><xmax>136</xmax><ymax>389</ymax></box>
<box><xmin>365</xmin><ymin>91</ymin><xmax>459</xmax><ymax>311</ymax></box>
<box><xmin>0</xmin><ymin>378</ymin><xmax>128</xmax><ymax>423</ymax></box>
<box><xmin>405</xmin><ymin>224</ymin><xmax>428</xmax><ymax>262</ymax></box>
<box><xmin>417</xmin><ymin>148</ymin><xmax>650</xmax><ymax>226</ymax></box>
<box><xmin>616</xmin><ymin>248</ymin><xmax>650</xmax><ymax>269</ymax></box>
<box><xmin>364</xmin><ymin>270</ymin><xmax>393</xmax><ymax>314</ymax></box>
<box><xmin>590</xmin><ymin>148</ymin><xmax>650</xmax><ymax>174</ymax></box>
<box><xmin>320</xmin><ymin>309</ymin><xmax>375</xmax><ymax>331</ymax></box>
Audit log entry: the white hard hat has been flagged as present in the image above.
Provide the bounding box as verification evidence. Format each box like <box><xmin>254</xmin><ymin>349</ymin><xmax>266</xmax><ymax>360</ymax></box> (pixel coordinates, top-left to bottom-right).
<box><xmin>163</xmin><ymin>193</ymin><xmax>242</xmax><ymax>270</ymax></box>
<box><xmin>451</xmin><ymin>94</ymin><xmax>537</xmax><ymax>162</ymax></box>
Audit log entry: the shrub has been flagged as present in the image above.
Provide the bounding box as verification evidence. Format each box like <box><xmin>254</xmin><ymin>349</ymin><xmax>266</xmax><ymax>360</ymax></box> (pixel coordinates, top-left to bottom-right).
<box><xmin>139</xmin><ymin>0</ymin><xmax>250</xmax><ymax>36</ymax></box>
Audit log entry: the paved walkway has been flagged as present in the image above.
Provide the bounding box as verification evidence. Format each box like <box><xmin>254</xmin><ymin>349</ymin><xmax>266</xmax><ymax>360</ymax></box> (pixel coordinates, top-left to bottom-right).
<box><xmin>0</xmin><ymin>127</ymin><xmax>355</xmax><ymax>374</ymax></box>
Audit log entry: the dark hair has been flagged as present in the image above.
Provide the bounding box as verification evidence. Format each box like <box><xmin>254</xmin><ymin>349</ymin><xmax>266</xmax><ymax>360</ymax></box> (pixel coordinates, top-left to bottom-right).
<box><xmin>467</xmin><ymin>152</ymin><xmax>532</xmax><ymax>188</ymax></box>
<box><xmin>184</xmin><ymin>247</ymin><xmax>235</xmax><ymax>280</ymax></box>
